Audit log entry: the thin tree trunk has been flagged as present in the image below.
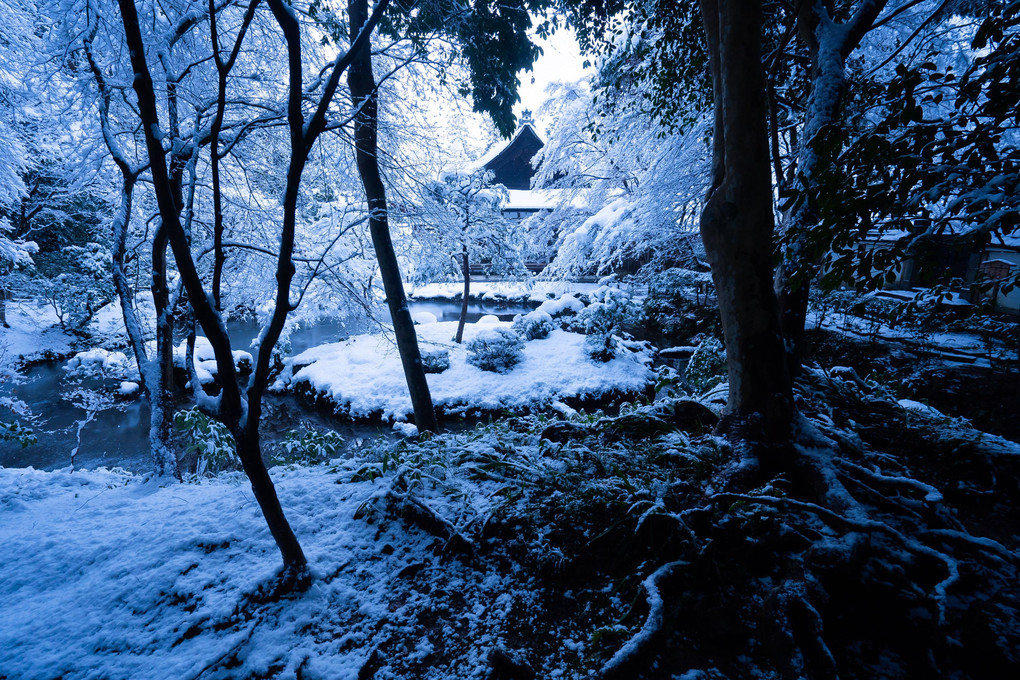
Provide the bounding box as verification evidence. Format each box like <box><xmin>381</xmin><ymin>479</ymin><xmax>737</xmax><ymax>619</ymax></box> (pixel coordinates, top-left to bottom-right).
<box><xmin>698</xmin><ymin>0</ymin><xmax>793</xmax><ymax>465</ymax></box>
<box><xmin>456</xmin><ymin>246</ymin><xmax>470</xmax><ymax>344</ymax></box>
<box><xmin>0</xmin><ymin>283</ymin><xmax>8</xmax><ymax>328</ymax></box>
<box><xmin>348</xmin><ymin>0</ymin><xmax>439</xmax><ymax>434</ymax></box>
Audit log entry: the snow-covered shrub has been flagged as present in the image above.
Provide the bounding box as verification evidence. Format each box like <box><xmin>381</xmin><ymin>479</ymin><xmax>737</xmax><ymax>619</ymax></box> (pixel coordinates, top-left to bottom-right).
<box><xmin>174</xmin><ymin>408</ymin><xmax>237</xmax><ymax>475</ymax></box>
<box><xmin>512</xmin><ymin>310</ymin><xmax>554</xmax><ymax>340</ymax></box>
<box><xmin>421</xmin><ymin>348</ymin><xmax>450</xmax><ymax>374</ymax></box>
<box><xmin>273</xmin><ymin>427</ymin><xmax>344</xmax><ymax>465</ymax></box>
<box><xmin>641</xmin><ymin>268</ymin><xmax>720</xmax><ymax>344</ymax></box>
<box><xmin>536</xmin><ymin>293</ymin><xmax>585</xmax><ymax>319</ymax></box>
<box><xmin>574</xmin><ymin>288</ymin><xmax>635</xmax><ymax>362</ymax></box>
<box><xmin>466</xmin><ymin>327</ymin><xmax>524</xmax><ymax>373</ymax></box>
<box><xmin>684</xmin><ymin>337</ymin><xmax>727</xmax><ymax>394</ymax></box>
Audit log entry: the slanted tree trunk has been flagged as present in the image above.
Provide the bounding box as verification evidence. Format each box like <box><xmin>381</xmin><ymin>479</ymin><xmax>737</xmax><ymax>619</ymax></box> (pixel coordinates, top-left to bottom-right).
<box><xmin>348</xmin><ymin>0</ymin><xmax>439</xmax><ymax>434</ymax></box>
<box><xmin>775</xmin><ymin>0</ymin><xmax>887</xmax><ymax>375</ymax></box>
<box><xmin>698</xmin><ymin>0</ymin><xmax>794</xmax><ymax>466</ymax></box>
<box><xmin>456</xmin><ymin>246</ymin><xmax>470</xmax><ymax>344</ymax></box>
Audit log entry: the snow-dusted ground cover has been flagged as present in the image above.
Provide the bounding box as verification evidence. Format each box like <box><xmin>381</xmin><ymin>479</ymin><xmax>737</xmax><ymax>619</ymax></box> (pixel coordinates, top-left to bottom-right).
<box><xmin>277</xmin><ymin>320</ymin><xmax>653</xmax><ymax>420</ymax></box>
<box><xmin>407</xmin><ymin>280</ymin><xmax>599</xmax><ymax>303</ymax></box>
<box><xmin>0</xmin><ymin>463</ymin><xmax>544</xmax><ymax>679</ymax></box>
<box><xmin>0</xmin><ymin>417</ymin><xmax>640</xmax><ymax>680</ymax></box>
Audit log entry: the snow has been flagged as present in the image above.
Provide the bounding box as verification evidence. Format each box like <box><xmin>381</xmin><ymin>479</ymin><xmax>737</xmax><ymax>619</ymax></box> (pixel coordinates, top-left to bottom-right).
<box><xmin>0</xmin><ymin>464</ymin><xmax>535</xmax><ymax>679</ymax></box>
<box><xmin>412</xmin><ymin>311</ymin><xmax>438</xmax><ymax>325</ymax></box>
<box><xmin>90</xmin><ymin>291</ymin><xmax>157</xmax><ymax>342</ymax></box>
<box><xmin>118</xmin><ymin>381</ymin><xmax>140</xmax><ymax>396</ymax></box>
<box><xmin>504</xmin><ymin>189</ymin><xmax>562</xmax><ymax>211</ymax></box>
<box><xmin>65</xmin><ymin>348</ymin><xmax>139</xmax><ymax>381</ymax></box>
<box><xmin>537</xmin><ymin>293</ymin><xmax>584</xmax><ymax>317</ymax></box>
<box><xmin>407</xmin><ymin>280</ymin><xmax>599</xmax><ymax>303</ymax></box>
<box><xmin>172</xmin><ymin>337</ymin><xmax>253</xmax><ymax>386</ymax></box>
<box><xmin>898</xmin><ymin>399</ymin><xmax>946</xmax><ymax>418</ymax></box>
<box><xmin>278</xmin><ymin>321</ymin><xmax>652</xmax><ymax>420</ymax></box>
<box><xmin>0</xmin><ymin>300</ymin><xmax>73</xmax><ymax>369</ymax></box>
<box><xmin>392</xmin><ymin>422</ymin><xmax>419</xmax><ymax>438</ymax></box>
<box><xmin>477</xmin><ymin>314</ymin><xmax>500</xmax><ymax>325</ymax></box>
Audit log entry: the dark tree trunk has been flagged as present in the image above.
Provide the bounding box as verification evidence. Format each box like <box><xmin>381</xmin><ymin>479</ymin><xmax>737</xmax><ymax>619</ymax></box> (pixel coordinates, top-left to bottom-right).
<box><xmin>348</xmin><ymin>0</ymin><xmax>439</xmax><ymax>434</ymax></box>
<box><xmin>456</xmin><ymin>246</ymin><xmax>470</xmax><ymax>344</ymax></box>
<box><xmin>698</xmin><ymin>0</ymin><xmax>794</xmax><ymax>465</ymax></box>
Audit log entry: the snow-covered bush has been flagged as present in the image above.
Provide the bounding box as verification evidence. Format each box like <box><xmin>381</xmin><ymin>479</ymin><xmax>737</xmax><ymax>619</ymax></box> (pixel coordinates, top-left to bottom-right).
<box><xmin>684</xmin><ymin>337</ymin><xmax>727</xmax><ymax>394</ymax></box>
<box><xmin>536</xmin><ymin>293</ymin><xmax>585</xmax><ymax>319</ymax></box>
<box><xmin>273</xmin><ymin>427</ymin><xmax>344</xmax><ymax>465</ymax></box>
<box><xmin>466</xmin><ymin>327</ymin><xmax>524</xmax><ymax>373</ymax></box>
<box><xmin>174</xmin><ymin>408</ymin><xmax>237</xmax><ymax>475</ymax></box>
<box><xmin>421</xmin><ymin>348</ymin><xmax>450</xmax><ymax>374</ymax></box>
<box><xmin>512</xmin><ymin>310</ymin><xmax>554</xmax><ymax>340</ymax></box>
<box><xmin>574</xmin><ymin>288</ymin><xmax>636</xmax><ymax>362</ymax></box>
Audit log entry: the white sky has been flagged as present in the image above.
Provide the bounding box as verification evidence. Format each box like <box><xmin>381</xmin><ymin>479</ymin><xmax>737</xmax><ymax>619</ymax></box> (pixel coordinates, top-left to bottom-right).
<box><xmin>515</xmin><ymin>28</ymin><xmax>591</xmax><ymax>131</ymax></box>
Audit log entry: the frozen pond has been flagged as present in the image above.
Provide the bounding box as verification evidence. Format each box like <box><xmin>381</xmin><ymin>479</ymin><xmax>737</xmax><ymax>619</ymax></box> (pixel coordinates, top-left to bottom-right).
<box><xmin>0</xmin><ymin>299</ymin><xmax>532</xmax><ymax>472</ymax></box>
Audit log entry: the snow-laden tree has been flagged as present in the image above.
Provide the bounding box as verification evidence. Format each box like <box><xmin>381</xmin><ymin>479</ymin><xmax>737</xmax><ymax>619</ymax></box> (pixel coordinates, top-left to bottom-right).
<box><xmin>806</xmin><ymin>2</ymin><xmax>1019</xmax><ymax>303</ymax></box>
<box><xmin>531</xmin><ymin>80</ymin><xmax>709</xmax><ymax>280</ymax></box>
<box><xmin>413</xmin><ymin>169</ymin><xmax>521</xmax><ymax>342</ymax></box>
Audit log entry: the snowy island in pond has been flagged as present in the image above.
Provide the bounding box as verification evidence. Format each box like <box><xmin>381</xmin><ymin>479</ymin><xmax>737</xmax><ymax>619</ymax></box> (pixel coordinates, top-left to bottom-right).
<box><xmin>275</xmin><ymin>320</ymin><xmax>653</xmax><ymax>421</ymax></box>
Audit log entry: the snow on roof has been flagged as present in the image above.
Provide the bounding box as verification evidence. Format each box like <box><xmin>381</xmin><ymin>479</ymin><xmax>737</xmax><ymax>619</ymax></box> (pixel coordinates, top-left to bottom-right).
<box><xmin>504</xmin><ymin>189</ymin><xmax>560</xmax><ymax>210</ymax></box>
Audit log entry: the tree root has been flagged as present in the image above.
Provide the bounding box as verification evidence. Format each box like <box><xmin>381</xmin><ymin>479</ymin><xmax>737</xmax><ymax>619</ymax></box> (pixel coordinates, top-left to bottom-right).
<box><xmin>598</xmin><ymin>560</ymin><xmax>688</xmax><ymax>680</ymax></box>
<box><xmin>386</xmin><ymin>489</ymin><xmax>475</xmax><ymax>556</ymax></box>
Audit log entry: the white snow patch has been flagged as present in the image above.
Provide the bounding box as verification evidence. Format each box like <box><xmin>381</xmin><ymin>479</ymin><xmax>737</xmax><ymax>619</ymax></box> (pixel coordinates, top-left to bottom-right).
<box><xmin>279</xmin><ymin>321</ymin><xmax>652</xmax><ymax>420</ymax></box>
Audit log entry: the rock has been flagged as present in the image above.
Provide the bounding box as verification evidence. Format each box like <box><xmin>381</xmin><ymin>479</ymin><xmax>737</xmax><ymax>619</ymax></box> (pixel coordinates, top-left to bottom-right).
<box><xmin>663</xmin><ymin>399</ymin><xmax>719</xmax><ymax>433</ymax></box>
<box><xmin>486</xmin><ymin>648</ymin><xmax>535</xmax><ymax>680</ymax></box>
<box><xmin>540</xmin><ymin>421</ymin><xmax>589</xmax><ymax>444</ymax></box>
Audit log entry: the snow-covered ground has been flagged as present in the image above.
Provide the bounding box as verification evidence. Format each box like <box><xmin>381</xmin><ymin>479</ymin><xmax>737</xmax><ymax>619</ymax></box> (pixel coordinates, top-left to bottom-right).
<box><xmin>0</xmin><ymin>463</ymin><xmax>552</xmax><ymax>680</ymax></box>
<box><xmin>277</xmin><ymin>320</ymin><xmax>653</xmax><ymax>421</ymax></box>
<box><xmin>406</xmin><ymin>280</ymin><xmax>600</xmax><ymax>303</ymax></box>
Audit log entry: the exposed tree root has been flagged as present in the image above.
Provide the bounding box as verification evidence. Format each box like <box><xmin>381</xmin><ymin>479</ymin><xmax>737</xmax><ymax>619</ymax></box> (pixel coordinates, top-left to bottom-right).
<box><xmin>598</xmin><ymin>560</ymin><xmax>688</xmax><ymax>680</ymax></box>
<box><xmin>606</xmin><ymin>368</ymin><xmax>1020</xmax><ymax>678</ymax></box>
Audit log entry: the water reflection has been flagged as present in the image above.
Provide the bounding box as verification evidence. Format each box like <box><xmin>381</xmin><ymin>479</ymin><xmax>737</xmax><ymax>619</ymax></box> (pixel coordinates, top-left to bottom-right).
<box><xmin>0</xmin><ymin>299</ymin><xmax>533</xmax><ymax>472</ymax></box>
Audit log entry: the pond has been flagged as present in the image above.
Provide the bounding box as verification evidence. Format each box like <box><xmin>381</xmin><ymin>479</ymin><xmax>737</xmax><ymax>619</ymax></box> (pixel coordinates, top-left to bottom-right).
<box><xmin>0</xmin><ymin>299</ymin><xmax>534</xmax><ymax>472</ymax></box>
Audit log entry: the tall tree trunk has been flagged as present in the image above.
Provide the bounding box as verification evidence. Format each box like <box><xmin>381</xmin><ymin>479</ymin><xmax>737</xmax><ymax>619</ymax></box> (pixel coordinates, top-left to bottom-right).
<box><xmin>698</xmin><ymin>0</ymin><xmax>794</xmax><ymax>465</ymax></box>
<box><xmin>775</xmin><ymin>0</ymin><xmax>887</xmax><ymax>375</ymax></box>
<box><xmin>348</xmin><ymin>0</ymin><xmax>439</xmax><ymax>434</ymax></box>
<box><xmin>456</xmin><ymin>246</ymin><xmax>470</xmax><ymax>344</ymax></box>
<box><xmin>0</xmin><ymin>282</ymin><xmax>8</xmax><ymax>328</ymax></box>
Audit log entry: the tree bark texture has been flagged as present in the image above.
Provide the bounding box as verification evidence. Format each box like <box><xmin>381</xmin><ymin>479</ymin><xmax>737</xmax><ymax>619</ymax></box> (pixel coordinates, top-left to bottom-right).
<box><xmin>348</xmin><ymin>0</ymin><xmax>439</xmax><ymax>434</ymax></box>
<box><xmin>698</xmin><ymin>0</ymin><xmax>794</xmax><ymax>461</ymax></box>
<box><xmin>775</xmin><ymin>0</ymin><xmax>887</xmax><ymax>375</ymax></box>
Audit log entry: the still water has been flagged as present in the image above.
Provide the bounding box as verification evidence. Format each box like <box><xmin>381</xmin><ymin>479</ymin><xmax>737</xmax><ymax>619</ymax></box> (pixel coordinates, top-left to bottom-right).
<box><xmin>1</xmin><ymin>299</ymin><xmax>531</xmax><ymax>472</ymax></box>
